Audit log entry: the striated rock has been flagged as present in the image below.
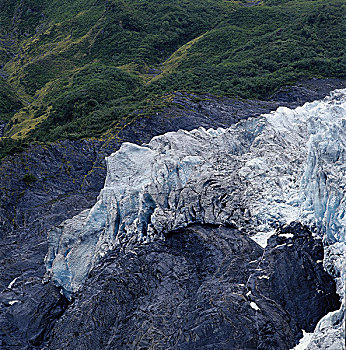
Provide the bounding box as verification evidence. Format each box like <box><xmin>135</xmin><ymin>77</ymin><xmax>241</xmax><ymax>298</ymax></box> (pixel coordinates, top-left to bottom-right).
<box><xmin>1</xmin><ymin>282</ymin><xmax>68</xmax><ymax>348</ymax></box>
<box><xmin>250</xmin><ymin>222</ymin><xmax>340</xmax><ymax>334</ymax></box>
<box><xmin>45</xmin><ymin>224</ymin><xmax>339</xmax><ymax>350</ymax></box>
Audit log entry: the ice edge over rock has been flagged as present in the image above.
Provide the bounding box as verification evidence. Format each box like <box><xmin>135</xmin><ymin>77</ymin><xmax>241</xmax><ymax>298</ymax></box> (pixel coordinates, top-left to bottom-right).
<box><xmin>45</xmin><ymin>89</ymin><xmax>346</xmax><ymax>349</ymax></box>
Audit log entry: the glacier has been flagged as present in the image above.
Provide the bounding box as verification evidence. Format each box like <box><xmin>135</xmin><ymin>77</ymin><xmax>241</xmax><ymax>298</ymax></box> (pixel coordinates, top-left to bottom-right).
<box><xmin>45</xmin><ymin>89</ymin><xmax>346</xmax><ymax>349</ymax></box>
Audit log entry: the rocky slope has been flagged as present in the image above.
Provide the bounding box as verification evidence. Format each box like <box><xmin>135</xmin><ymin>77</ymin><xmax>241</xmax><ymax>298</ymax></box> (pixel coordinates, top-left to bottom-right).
<box><xmin>46</xmin><ymin>223</ymin><xmax>339</xmax><ymax>350</ymax></box>
<box><xmin>0</xmin><ymin>82</ymin><xmax>345</xmax><ymax>349</ymax></box>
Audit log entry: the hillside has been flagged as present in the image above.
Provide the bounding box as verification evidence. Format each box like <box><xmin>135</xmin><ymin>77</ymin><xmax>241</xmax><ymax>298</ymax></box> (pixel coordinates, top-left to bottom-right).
<box><xmin>1</xmin><ymin>1</ymin><xmax>346</xmax><ymax>348</ymax></box>
<box><xmin>0</xmin><ymin>0</ymin><xmax>345</xmax><ymax>157</ymax></box>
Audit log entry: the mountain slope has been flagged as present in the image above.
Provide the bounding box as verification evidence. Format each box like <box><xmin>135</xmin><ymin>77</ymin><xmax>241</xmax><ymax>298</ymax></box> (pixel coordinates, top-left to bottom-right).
<box><xmin>0</xmin><ymin>0</ymin><xmax>344</xmax><ymax>154</ymax></box>
<box><xmin>44</xmin><ymin>89</ymin><xmax>346</xmax><ymax>349</ymax></box>
<box><xmin>1</xmin><ymin>1</ymin><xmax>345</xmax><ymax>349</ymax></box>
<box><xmin>1</xmin><ymin>82</ymin><xmax>341</xmax><ymax>349</ymax></box>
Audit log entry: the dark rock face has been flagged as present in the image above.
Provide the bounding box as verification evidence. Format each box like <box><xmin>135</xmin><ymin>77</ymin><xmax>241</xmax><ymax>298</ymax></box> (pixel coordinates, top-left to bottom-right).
<box><xmin>0</xmin><ymin>140</ymin><xmax>109</xmax><ymax>349</ymax></box>
<box><xmin>1</xmin><ymin>283</ymin><xmax>68</xmax><ymax>348</ymax></box>
<box><xmin>248</xmin><ymin>223</ymin><xmax>340</xmax><ymax>334</ymax></box>
<box><xmin>117</xmin><ymin>78</ymin><xmax>346</xmax><ymax>144</ymax></box>
<box><xmin>0</xmin><ymin>79</ymin><xmax>344</xmax><ymax>349</ymax></box>
<box><xmin>270</xmin><ymin>78</ymin><xmax>346</xmax><ymax>106</ymax></box>
<box><xmin>45</xmin><ymin>224</ymin><xmax>339</xmax><ymax>350</ymax></box>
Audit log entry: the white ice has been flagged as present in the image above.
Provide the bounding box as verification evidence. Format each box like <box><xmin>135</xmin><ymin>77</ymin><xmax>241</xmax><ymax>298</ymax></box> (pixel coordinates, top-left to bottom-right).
<box><xmin>45</xmin><ymin>90</ymin><xmax>346</xmax><ymax>349</ymax></box>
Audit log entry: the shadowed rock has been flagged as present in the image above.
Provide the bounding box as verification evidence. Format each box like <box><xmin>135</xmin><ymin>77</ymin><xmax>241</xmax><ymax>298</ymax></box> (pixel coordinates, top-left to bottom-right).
<box><xmin>45</xmin><ymin>224</ymin><xmax>340</xmax><ymax>350</ymax></box>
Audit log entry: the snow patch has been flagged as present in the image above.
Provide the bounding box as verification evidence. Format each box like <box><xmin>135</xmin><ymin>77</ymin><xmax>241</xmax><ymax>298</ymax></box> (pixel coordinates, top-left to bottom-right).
<box><xmin>7</xmin><ymin>277</ymin><xmax>19</xmax><ymax>289</ymax></box>
<box><xmin>279</xmin><ymin>233</ymin><xmax>294</xmax><ymax>239</ymax></box>
<box><xmin>251</xmin><ymin>230</ymin><xmax>276</xmax><ymax>248</ymax></box>
<box><xmin>250</xmin><ymin>302</ymin><xmax>260</xmax><ymax>311</ymax></box>
<box><xmin>292</xmin><ymin>330</ymin><xmax>313</xmax><ymax>350</ymax></box>
<box><xmin>258</xmin><ymin>275</ymin><xmax>270</xmax><ymax>280</ymax></box>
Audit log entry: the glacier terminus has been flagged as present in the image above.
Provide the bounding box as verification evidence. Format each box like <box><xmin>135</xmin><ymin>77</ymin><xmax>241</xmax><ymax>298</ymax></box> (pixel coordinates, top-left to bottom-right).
<box><xmin>45</xmin><ymin>89</ymin><xmax>346</xmax><ymax>349</ymax></box>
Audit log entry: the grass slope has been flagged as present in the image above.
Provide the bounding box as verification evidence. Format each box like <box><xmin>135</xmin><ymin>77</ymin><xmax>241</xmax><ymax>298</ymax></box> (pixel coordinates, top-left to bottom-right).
<box><xmin>0</xmin><ymin>0</ymin><xmax>345</xmax><ymax>156</ymax></box>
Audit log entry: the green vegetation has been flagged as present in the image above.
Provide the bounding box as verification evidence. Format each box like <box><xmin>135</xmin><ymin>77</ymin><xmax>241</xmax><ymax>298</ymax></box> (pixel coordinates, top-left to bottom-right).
<box><xmin>28</xmin><ymin>63</ymin><xmax>142</xmax><ymax>141</ymax></box>
<box><xmin>149</xmin><ymin>1</ymin><xmax>345</xmax><ymax>98</ymax></box>
<box><xmin>0</xmin><ymin>137</ymin><xmax>28</xmax><ymax>159</ymax></box>
<box><xmin>23</xmin><ymin>172</ymin><xmax>37</xmax><ymax>185</ymax></box>
<box><xmin>0</xmin><ymin>0</ymin><xmax>344</xmax><ymax>156</ymax></box>
<box><xmin>0</xmin><ymin>78</ymin><xmax>22</xmax><ymax>120</ymax></box>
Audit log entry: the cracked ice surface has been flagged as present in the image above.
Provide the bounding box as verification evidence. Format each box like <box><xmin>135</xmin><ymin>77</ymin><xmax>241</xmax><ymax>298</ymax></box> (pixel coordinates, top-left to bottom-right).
<box><xmin>46</xmin><ymin>90</ymin><xmax>346</xmax><ymax>348</ymax></box>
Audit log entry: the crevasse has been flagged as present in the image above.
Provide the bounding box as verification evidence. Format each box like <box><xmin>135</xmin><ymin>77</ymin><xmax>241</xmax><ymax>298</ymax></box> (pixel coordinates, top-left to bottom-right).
<box><xmin>45</xmin><ymin>89</ymin><xmax>346</xmax><ymax>349</ymax></box>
